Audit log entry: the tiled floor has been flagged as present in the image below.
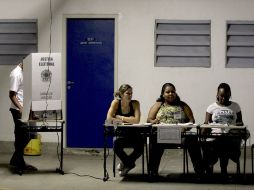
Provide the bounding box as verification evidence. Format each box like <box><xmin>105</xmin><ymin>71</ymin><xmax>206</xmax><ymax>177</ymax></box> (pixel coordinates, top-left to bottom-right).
<box><xmin>0</xmin><ymin>143</ymin><xmax>254</xmax><ymax>190</ymax></box>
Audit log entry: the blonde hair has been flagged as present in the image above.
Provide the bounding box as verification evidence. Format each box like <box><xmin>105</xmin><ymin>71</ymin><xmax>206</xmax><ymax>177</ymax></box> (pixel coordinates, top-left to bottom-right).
<box><xmin>114</xmin><ymin>84</ymin><xmax>132</xmax><ymax>99</ymax></box>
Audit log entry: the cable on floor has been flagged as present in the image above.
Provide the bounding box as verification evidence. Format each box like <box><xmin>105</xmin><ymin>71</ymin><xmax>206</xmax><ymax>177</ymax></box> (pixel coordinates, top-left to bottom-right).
<box><xmin>64</xmin><ymin>171</ymin><xmax>113</xmax><ymax>181</ymax></box>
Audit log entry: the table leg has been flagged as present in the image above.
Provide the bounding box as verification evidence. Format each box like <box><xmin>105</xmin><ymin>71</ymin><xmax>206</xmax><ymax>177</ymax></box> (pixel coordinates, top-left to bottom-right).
<box><xmin>56</xmin><ymin>125</ymin><xmax>64</xmax><ymax>174</ymax></box>
<box><xmin>103</xmin><ymin>129</ymin><xmax>109</xmax><ymax>181</ymax></box>
<box><xmin>243</xmin><ymin>128</ymin><xmax>247</xmax><ymax>176</ymax></box>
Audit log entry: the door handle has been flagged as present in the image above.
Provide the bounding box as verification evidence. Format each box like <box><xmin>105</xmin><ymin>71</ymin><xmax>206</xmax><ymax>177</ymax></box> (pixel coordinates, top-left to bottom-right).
<box><xmin>67</xmin><ymin>81</ymin><xmax>75</xmax><ymax>85</ymax></box>
<box><xmin>67</xmin><ymin>81</ymin><xmax>75</xmax><ymax>90</ymax></box>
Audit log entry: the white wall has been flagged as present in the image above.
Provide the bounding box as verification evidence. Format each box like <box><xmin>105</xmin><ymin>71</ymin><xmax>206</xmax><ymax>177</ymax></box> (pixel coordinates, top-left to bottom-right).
<box><xmin>0</xmin><ymin>0</ymin><xmax>254</xmax><ymax>144</ymax></box>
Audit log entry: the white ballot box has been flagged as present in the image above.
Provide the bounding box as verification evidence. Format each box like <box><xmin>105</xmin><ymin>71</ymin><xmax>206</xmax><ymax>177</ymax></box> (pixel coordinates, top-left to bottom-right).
<box><xmin>22</xmin><ymin>53</ymin><xmax>62</xmax><ymax>121</ymax></box>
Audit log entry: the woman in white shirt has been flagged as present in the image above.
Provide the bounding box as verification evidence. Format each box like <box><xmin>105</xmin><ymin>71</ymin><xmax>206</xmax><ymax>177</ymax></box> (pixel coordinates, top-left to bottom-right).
<box><xmin>202</xmin><ymin>83</ymin><xmax>245</xmax><ymax>176</ymax></box>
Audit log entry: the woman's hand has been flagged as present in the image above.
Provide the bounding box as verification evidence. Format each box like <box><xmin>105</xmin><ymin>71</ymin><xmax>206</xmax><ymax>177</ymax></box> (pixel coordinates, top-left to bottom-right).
<box><xmin>151</xmin><ymin>118</ymin><xmax>160</xmax><ymax>124</ymax></box>
<box><xmin>115</xmin><ymin>115</ymin><xmax>123</xmax><ymax>121</ymax></box>
<box><xmin>235</xmin><ymin>122</ymin><xmax>244</xmax><ymax>126</ymax></box>
<box><xmin>181</xmin><ymin>127</ymin><xmax>187</xmax><ymax>133</ymax></box>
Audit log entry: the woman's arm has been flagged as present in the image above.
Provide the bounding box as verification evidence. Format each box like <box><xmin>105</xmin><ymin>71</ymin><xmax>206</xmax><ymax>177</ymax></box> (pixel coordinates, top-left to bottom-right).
<box><xmin>235</xmin><ymin>111</ymin><xmax>249</xmax><ymax>138</ymax></box>
<box><xmin>106</xmin><ymin>99</ymin><xmax>119</xmax><ymax>121</ymax></box>
<box><xmin>204</xmin><ymin>112</ymin><xmax>212</xmax><ymax>124</ymax></box>
<box><xmin>202</xmin><ymin>112</ymin><xmax>212</xmax><ymax>134</ymax></box>
<box><xmin>182</xmin><ymin>103</ymin><xmax>195</xmax><ymax>123</ymax></box>
<box><xmin>181</xmin><ymin>103</ymin><xmax>195</xmax><ymax>132</ymax></box>
<box><xmin>236</xmin><ymin>111</ymin><xmax>244</xmax><ymax>126</ymax></box>
<box><xmin>147</xmin><ymin>102</ymin><xmax>162</xmax><ymax>124</ymax></box>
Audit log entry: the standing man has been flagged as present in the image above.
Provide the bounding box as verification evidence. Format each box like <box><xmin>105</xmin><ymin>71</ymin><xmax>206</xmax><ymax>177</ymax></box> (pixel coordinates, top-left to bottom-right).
<box><xmin>9</xmin><ymin>62</ymin><xmax>37</xmax><ymax>174</ymax></box>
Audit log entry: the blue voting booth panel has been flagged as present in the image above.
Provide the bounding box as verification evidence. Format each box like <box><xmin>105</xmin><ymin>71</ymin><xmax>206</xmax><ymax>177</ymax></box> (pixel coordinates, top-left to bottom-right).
<box><xmin>66</xmin><ymin>18</ymin><xmax>114</xmax><ymax>148</ymax></box>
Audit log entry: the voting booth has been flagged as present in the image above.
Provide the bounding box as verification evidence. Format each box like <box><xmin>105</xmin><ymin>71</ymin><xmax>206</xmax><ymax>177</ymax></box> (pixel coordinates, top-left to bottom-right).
<box><xmin>22</xmin><ymin>53</ymin><xmax>62</xmax><ymax>155</ymax></box>
<box><xmin>22</xmin><ymin>53</ymin><xmax>62</xmax><ymax>121</ymax></box>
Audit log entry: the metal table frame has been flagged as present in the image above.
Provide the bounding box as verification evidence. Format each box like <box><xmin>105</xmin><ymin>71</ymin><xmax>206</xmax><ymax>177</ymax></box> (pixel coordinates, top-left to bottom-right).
<box><xmin>149</xmin><ymin>124</ymin><xmax>199</xmax><ymax>176</ymax></box>
<box><xmin>103</xmin><ymin>123</ymin><xmax>151</xmax><ymax>181</ymax></box>
<box><xmin>25</xmin><ymin>120</ymin><xmax>65</xmax><ymax>175</ymax></box>
<box><xmin>103</xmin><ymin>123</ymin><xmax>248</xmax><ymax>181</ymax></box>
<box><xmin>199</xmin><ymin>124</ymin><xmax>248</xmax><ymax>175</ymax></box>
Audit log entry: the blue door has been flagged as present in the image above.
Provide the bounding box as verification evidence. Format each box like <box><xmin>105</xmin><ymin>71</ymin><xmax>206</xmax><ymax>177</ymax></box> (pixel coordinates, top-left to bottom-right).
<box><xmin>66</xmin><ymin>18</ymin><xmax>114</xmax><ymax>148</ymax></box>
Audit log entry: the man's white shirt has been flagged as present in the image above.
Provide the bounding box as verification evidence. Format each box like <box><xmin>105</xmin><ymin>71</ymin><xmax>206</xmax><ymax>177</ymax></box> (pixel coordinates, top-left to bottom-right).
<box><xmin>10</xmin><ymin>65</ymin><xmax>23</xmax><ymax>110</ymax></box>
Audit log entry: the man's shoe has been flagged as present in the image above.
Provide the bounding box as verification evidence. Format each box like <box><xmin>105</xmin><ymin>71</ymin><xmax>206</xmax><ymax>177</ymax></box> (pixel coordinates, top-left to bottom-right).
<box><xmin>9</xmin><ymin>164</ymin><xmax>23</xmax><ymax>175</ymax></box>
<box><xmin>23</xmin><ymin>164</ymin><xmax>38</xmax><ymax>171</ymax></box>
<box><xmin>14</xmin><ymin>167</ymin><xmax>23</xmax><ymax>175</ymax></box>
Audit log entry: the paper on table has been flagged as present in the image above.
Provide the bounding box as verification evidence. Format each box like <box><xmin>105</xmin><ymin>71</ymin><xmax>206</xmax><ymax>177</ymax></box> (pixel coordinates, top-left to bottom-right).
<box><xmin>157</xmin><ymin>126</ymin><xmax>181</xmax><ymax>144</ymax></box>
<box><xmin>128</xmin><ymin>123</ymin><xmax>152</xmax><ymax>127</ymax></box>
<box><xmin>177</xmin><ymin>122</ymin><xmax>195</xmax><ymax>126</ymax></box>
<box><xmin>154</xmin><ymin>122</ymin><xmax>196</xmax><ymax>127</ymax></box>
